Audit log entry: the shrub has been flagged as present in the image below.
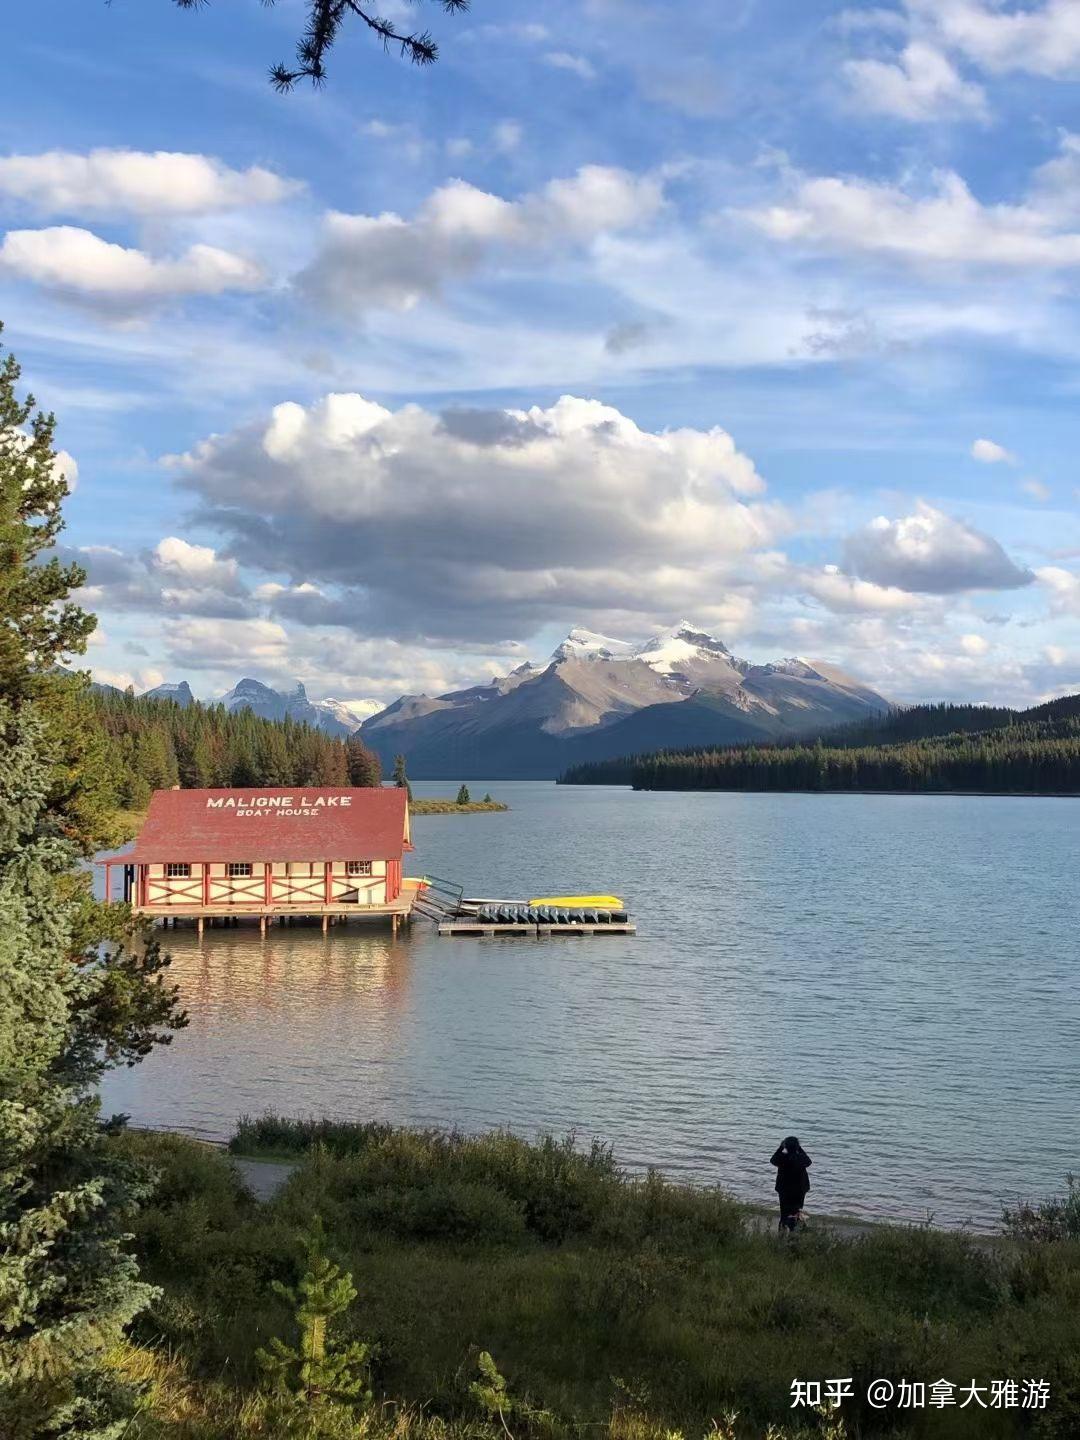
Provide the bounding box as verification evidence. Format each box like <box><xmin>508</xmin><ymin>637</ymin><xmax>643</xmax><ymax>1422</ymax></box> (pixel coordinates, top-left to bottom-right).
<box><xmin>840</xmin><ymin>1224</ymin><xmax>1006</xmax><ymax>1316</ymax></box>
<box><xmin>1003</xmin><ymin>1176</ymin><xmax>1080</xmax><ymax>1243</ymax></box>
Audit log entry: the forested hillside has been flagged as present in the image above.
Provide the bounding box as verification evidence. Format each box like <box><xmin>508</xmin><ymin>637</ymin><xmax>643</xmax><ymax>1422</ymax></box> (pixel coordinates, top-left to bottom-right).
<box><xmin>90</xmin><ymin>685</ymin><xmax>382</xmax><ymax>810</ymax></box>
<box><xmin>560</xmin><ymin>698</ymin><xmax>1080</xmax><ymax>794</ymax></box>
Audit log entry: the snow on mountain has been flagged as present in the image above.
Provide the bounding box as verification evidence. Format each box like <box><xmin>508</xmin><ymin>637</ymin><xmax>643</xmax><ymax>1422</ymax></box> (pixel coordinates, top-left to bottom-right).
<box><xmin>550</xmin><ymin>628</ymin><xmax>636</xmax><ymax>663</ymax></box>
<box><xmin>143</xmin><ymin>680</ymin><xmax>194</xmax><ymax>707</ymax></box>
<box><xmin>358</xmin><ymin>622</ymin><xmax>891</xmax><ymax>778</ymax></box>
<box><xmin>314</xmin><ymin>696</ymin><xmax>382</xmax><ymax>730</ymax></box>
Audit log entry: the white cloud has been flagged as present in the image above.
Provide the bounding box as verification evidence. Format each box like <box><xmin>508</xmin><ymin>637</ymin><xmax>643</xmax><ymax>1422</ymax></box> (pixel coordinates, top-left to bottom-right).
<box><xmin>492</xmin><ymin>120</ymin><xmax>523</xmax><ymax>153</ymax></box>
<box><xmin>169</xmin><ymin>390</ymin><xmax>782</xmax><ymax>643</ymax></box>
<box><xmin>842</xmin><ymin>502</ymin><xmax>1033</xmax><ymax>593</ymax></box>
<box><xmin>1021</xmin><ymin>477</ymin><xmax>1052</xmax><ymax>501</ymax></box>
<box><xmin>544</xmin><ymin>51</ymin><xmax>597</xmax><ymax>80</ymax></box>
<box><xmin>154</xmin><ymin>535</ymin><xmax>240</xmax><ymax>588</ymax></box>
<box><xmin>1037</xmin><ymin>565</ymin><xmax>1080</xmax><ymax>614</ymax></box>
<box><xmin>164</xmin><ymin>616</ymin><xmax>291</xmax><ymax>667</ymax></box>
<box><xmin>4</xmin><ymin>426</ymin><xmax>79</xmax><ymax>490</ymax></box>
<box><xmin>0</xmin><ymin>148</ymin><xmax>299</xmax><ymax>217</ymax></box>
<box><xmin>295</xmin><ymin>165</ymin><xmax>664</xmax><ymax>316</ymax></box>
<box><xmin>0</xmin><ymin>226</ymin><xmax>264</xmax><ymax>308</ymax></box>
<box><xmin>960</xmin><ymin>632</ymin><xmax>989</xmax><ymax>655</ymax></box>
<box><xmin>69</xmin><ymin>538</ymin><xmax>251</xmax><ymax>618</ymax></box>
<box><xmin>971</xmin><ymin>437</ymin><xmax>1014</xmax><ymax>464</ymax></box>
<box><xmin>741</xmin><ymin>141</ymin><xmax>1080</xmax><ymax>269</ymax></box>
<box><xmin>907</xmin><ymin>0</ymin><xmax>1080</xmax><ymax>80</ymax></box>
<box><xmin>801</xmin><ymin>565</ymin><xmax>931</xmax><ymax>613</ymax></box>
<box><xmin>844</xmin><ymin>42</ymin><xmax>988</xmax><ymax>121</ymax></box>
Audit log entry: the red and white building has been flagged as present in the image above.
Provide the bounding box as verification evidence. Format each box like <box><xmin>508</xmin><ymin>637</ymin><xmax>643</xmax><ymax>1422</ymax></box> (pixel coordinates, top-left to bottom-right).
<box><xmin>101</xmin><ymin>786</ymin><xmax>417</xmax><ymax>931</ymax></box>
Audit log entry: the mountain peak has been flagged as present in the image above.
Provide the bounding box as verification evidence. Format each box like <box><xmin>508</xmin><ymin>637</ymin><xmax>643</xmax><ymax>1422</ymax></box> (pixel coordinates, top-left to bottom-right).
<box><xmin>550</xmin><ymin>628</ymin><xmax>635</xmax><ymax>664</ymax></box>
<box><xmin>634</xmin><ymin>623</ymin><xmax>733</xmax><ymax>675</ymax></box>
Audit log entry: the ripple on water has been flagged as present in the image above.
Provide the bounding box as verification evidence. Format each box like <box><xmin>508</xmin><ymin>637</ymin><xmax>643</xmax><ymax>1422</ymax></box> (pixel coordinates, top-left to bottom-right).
<box><xmin>101</xmin><ymin>783</ymin><xmax>1080</xmax><ymax>1229</ymax></box>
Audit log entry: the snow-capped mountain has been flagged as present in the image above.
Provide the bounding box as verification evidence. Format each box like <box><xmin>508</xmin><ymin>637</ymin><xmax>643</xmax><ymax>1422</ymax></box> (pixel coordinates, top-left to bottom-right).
<box><xmin>359</xmin><ymin>622</ymin><xmax>890</xmax><ymax>778</ymax></box>
<box><xmin>143</xmin><ymin>680</ymin><xmax>195</xmax><ymax>708</ymax></box>
<box><xmin>316</xmin><ymin>696</ymin><xmax>383</xmax><ymax>729</ymax></box>
<box><xmin>139</xmin><ymin>677</ymin><xmax>373</xmax><ymax>737</ymax></box>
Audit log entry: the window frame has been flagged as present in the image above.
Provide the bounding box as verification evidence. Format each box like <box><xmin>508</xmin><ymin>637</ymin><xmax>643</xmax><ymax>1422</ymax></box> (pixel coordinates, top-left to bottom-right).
<box><xmin>226</xmin><ymin>861</ymin><xmax>253</xmax><ymax>878</ymax></box>
<box><xmin>346</xmin><ymin>859</ymin><xmax>373</xmax><ymax>877</ymax></box>
<box><xmin>165</xmin><ymin>862</ymin><xmax>191</xmax><ymax>879</ymax></box>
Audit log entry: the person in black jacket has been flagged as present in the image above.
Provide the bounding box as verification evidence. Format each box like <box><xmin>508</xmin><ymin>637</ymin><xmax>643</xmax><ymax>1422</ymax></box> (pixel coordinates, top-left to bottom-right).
<box><xmin>770</xmin><ymin>1135</ymin><xmax>811</xmax><ymax>1231</ymax></box>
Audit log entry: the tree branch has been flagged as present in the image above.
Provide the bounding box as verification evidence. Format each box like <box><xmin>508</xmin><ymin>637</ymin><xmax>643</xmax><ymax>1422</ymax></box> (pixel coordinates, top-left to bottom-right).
<box><xmin>170</xmin><ymin>0</ymin><xmax>469</xmax><ymax>89</ymax></box>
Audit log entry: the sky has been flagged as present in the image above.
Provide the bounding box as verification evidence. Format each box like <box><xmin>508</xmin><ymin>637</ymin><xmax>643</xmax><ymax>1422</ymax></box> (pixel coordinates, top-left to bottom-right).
<box><xmin>6</xmin><ymin>0</ymin><xmax>1080</xmax><ymax>710</ymax></box>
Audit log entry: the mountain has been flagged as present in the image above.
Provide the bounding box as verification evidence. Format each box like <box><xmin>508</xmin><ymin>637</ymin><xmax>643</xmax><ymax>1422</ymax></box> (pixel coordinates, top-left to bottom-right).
<box><xmin>359</xmin><ymin>622</ymin><xmax>890</xmax><ymax>779</ymax></box>
<box><xmin>218</xmin><ymin>678</ymin><xmax>358</xmax><ymax>737</ymax></box>
<box><xmin>143</xmin><ymin>680</ymin><xmax>194</xmax><ymax>708</ymax></box>
<box><xmin>136</xmin><ymin>677</ymin><xmax>374</xmax><ymax>737</ymax></box>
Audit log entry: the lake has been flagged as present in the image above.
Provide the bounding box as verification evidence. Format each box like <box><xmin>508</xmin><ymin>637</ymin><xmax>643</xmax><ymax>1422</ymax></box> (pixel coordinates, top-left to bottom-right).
<box><xmin>100</xmin><ymin>782</ymin><xmax>1080</xmax><ymax>1229</ymax></box>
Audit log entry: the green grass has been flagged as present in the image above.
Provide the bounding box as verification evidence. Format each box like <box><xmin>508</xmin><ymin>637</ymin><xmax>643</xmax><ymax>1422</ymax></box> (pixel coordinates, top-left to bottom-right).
<box><xmin>110</xmin><ymin>1122</ymin><xmax>1080</xmax><ymax>1440</ymax></box>
<box><xmin>410</xmin><ymin>800</ymin><xmax>509</xmax><ymax>814</ymax></box>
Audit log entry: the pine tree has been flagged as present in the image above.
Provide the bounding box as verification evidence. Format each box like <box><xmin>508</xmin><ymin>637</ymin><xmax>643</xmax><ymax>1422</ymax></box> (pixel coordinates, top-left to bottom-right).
<box><xmin>0</xmin><ymin>326</ymin><xmax>186</xmax><ymax>1435</ymax></box>
<box><xmin>256</xmin><ymin>1218</ymin><xmax>372</xmax><ymax>1410</ymax></box>
<box><xmin>345</xmin><ymin>734</ymin><xmax>381</xmax><ymax>787</ymax></box>
<box><xmin>172</xmin><ymin>0</ymin><xmax>469</xmax><ymax>90</ymax></box>
<box><xmin>392</xmin><ymin>753</ymin><xmax>412</xmax><ymax>802</ymax></box>
<box><xmin>456</xmin><ymin>783</ymin><xmax>470</xmax><ymax>805</ymax></box>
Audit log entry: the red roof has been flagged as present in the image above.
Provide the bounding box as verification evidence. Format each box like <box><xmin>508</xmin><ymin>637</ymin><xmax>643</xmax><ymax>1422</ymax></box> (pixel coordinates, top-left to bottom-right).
<box><xmin>124</xmin><ymin>787</ymin><xmax>410</xmax><ymax>863</ymax></box>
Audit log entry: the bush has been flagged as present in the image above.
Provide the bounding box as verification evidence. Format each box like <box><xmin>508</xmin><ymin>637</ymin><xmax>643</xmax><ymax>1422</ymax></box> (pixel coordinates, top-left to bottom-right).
<box><xmin>1003</xmin><ymin>1177</ymin><xmax>1080</xmax><ymax>1243</ymax></box>
<box><xmin>840</xmin><ymin>1224</ymin><xmax>1006</xmax><ymax>1316</ymax></box>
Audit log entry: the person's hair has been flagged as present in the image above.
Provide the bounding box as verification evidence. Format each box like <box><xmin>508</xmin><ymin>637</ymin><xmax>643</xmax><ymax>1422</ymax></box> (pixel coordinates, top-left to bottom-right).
<box><xmin>783</xmin><ymin>1135</ymin><xmax>800</xmax><ymax>1150</ymax></box>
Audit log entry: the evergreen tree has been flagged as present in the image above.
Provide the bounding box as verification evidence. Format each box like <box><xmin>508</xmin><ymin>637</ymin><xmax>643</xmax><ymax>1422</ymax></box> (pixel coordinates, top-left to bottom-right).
<box><xmin>345</xmin><ymin>734</ymin><xmax>381</xmax><ymax>787</ymax></box>
<box><xmin>456</xmin><ymin>783</ymin><xmax>470</xmax><ymax>805</ymax></box>
<box><xmin>172</xmin><ymin>0</ymin><xmax>469</xmax><ymax>90</ymax></box>
<box><xmin>392</xmin><ymin>753</ymin><xmax>412</xmax><ymax>801</ymax></box>
<box><xmin>0</xmin><ymin>327</ymin><xmax>186</xmax><ymax>1436</ymax></box>
<box><xmin>256</xmin><ymin>1218</ymin><xmax>372</xmax><ymax>1410</ymax></box>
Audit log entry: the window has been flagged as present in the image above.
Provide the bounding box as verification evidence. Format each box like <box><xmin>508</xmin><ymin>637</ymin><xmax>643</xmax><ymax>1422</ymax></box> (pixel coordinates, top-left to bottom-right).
<box><xmin>346</xmin><ymin>860</ymin><xmax>373</xmax><ymax>876</ymax></box>
<box><xmin>227</xmin><ymin>862</ymin><xmax>252</xmax><ymax>878</ymax></box>
<box><xmin>166</xmin><ymin>862</ymin><xmax>191</xmax><ymax>878</ymax></box>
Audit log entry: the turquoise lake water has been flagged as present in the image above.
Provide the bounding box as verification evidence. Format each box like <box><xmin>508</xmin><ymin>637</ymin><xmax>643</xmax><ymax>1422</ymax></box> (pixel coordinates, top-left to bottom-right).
<box><xmin>100</xmin><ymin>782</ymin><xmax>1080</xmax><ymax>1228</ymax></box>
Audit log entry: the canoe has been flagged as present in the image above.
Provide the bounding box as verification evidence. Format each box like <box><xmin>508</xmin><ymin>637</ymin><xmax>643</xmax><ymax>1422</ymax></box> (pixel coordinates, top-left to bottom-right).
<box><xmin>529</xmin><ymin>894</ymin><xmax>624</xmax><ymax>909</ymax></box>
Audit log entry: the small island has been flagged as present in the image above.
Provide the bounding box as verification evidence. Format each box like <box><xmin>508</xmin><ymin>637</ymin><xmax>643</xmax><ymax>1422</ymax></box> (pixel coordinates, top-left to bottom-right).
<box><xmin>410</xmin><ymin>786</ymin><xmax>508</xmax><ymax>815</ymax></box>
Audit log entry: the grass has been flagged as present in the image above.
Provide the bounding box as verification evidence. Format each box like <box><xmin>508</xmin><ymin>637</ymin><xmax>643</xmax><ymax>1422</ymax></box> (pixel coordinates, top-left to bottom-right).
<box><xmin>410</xmin><ymin>800</ymin><xmax>509</xmax><ymax>814</ymax></box>
<box><xmin>106</xmin><ymin>1120</ymin><xmax>1080</xmax><ymax>1439</ymax></box>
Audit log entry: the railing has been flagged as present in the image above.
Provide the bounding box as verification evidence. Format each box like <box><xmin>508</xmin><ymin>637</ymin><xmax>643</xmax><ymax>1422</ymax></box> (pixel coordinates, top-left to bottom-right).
<box><xmin>410</xmin><ymin>872</ymin><xmax>464</xmax><ymax>921</ymax></box>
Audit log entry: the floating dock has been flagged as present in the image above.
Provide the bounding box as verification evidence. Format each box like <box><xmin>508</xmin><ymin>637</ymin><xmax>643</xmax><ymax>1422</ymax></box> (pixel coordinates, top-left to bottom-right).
<box><xmin>415</xmin><ymin>880</ymin><xmax>636</xmax><ymax>936</ymax></box>
<box><xmin>438</xmin><ymin>918</ymin><xmax>636</xmax><ymax>936</ymax></box>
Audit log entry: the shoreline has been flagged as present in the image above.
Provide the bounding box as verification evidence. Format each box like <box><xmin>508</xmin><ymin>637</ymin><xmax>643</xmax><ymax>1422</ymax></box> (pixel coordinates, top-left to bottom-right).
<box><xmin>125</xmin><ymin>1123</ymin><xmax>1009</xmax><ymax>1240</ymax></box>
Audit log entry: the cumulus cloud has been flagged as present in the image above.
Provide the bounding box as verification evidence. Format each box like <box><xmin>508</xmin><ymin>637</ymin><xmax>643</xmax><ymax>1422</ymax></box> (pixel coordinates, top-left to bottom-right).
<box><xmin>168</xmin><ymin>390</ymin><xmax>782</xmax><ymax>643</ymax></box>
<box><xmin>68</xmin><ymin>538</ymin><xmax>252</xmax><ymax>618</ymax></box>
<box><xmin>0</xmin><ymin>226</ymin><xmax>264</xmax><ymax>309</ymax></box>
<box><xmin>971</xmin><ymin>437</ymin><xmax>1014</xmax><ymax>463</ymax></box>
<box><xmin>1037</xmin><ymin>565</ymin><xmax>1080</xmax><ymax>614</ymax></box>
<box><xmin>4</xmin><ymin>426</ymin><xmax>79</xmax><ymax>490</ymax></box>
<box><xmin>842</xmin><ymin>502</ymin><xmax>1034</xmax><ymax>594</ymax></box>
<box><xmin>905</xmin><ymin>0</ymin><xmax>1080</xmax><ymax>80</ymax></box>
<box><xmin>0</xmin><ymin>148</ymin><xmax>299</xmax><ymax>217</ymax></box>
<box><xmin>740</xmin><ymin>138</ymin><xmax>1080</xmax><ymax>269</ymax></box>
<box><xmin>801</xmin><ymin>565</ymin><xmax>932</xmax><ymax>613</ymax></box>
<box><xmin>294</xmin><ymin>165</ymin><xmax>664</xmax><ymax>316</ymax></box>
<box><xmin>844</xmin><ymin>42</ymin><xmax>988</xmax><ymax>121</ymax></box>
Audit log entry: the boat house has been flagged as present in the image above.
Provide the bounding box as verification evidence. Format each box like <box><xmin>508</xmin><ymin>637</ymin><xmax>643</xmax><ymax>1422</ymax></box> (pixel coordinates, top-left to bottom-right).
<box><xmin>101</xmin><ymin>786</ymin><xmax>416</xmax><ymax>933</ymax></box>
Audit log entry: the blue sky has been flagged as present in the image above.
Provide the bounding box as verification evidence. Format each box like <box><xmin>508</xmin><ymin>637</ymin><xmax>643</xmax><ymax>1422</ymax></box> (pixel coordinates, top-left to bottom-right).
<box><xmin>5</xmin><ymin>0</ymin><xmax>1080</xmax><ymax>708</ymax></box>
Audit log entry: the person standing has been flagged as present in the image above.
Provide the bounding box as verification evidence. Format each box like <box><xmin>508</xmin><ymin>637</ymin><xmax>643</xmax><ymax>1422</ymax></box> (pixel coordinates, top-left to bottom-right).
<box><xmin>770</xmin><ymin>1135</ymin><xmax>811</xmax><ymax>1231</ymax></box>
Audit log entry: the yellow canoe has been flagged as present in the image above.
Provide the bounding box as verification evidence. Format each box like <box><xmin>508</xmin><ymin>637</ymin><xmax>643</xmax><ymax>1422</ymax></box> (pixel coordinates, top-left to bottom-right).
<box><xmin>529</xmin><ymin>894</ymin><xmax>624</xmax><ymax>909</ymax></box>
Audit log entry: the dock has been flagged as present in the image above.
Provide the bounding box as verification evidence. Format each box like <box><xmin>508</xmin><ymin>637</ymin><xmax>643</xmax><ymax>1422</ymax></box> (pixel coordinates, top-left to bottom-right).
<box><xmin>416</xmin><ymin>877</ymin><xmax>637</xmax><ymax>937</ymax></box>
<box><xmin>438</xmin><ymin>919</ymin><xmax>636</xmax><ymax>936</ymax></box>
